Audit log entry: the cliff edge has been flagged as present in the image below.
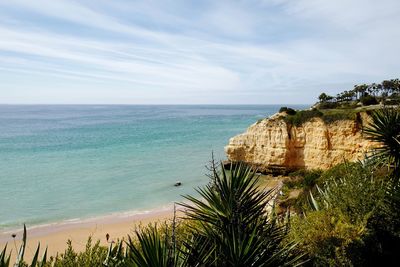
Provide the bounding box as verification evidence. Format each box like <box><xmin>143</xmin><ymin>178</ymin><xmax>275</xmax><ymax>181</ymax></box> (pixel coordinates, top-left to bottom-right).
<box><xmin>225</xmin><ymin>112</ymin><xmax>376</xmax><ymax>172</ymax></box>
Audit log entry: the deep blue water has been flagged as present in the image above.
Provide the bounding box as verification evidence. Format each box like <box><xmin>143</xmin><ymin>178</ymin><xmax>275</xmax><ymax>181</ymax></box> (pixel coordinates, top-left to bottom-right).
<box><xmin>0</xmin><ymin>105</ymin><xmax>307</xmax><ymax>229</ymax></box>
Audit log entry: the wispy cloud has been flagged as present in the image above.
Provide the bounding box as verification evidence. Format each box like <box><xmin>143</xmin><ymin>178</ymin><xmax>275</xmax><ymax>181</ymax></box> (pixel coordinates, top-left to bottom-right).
<box><xmin>0</xmin><ymin>0</ymin><xmax>399</xmax><ymax>104</ymax></box>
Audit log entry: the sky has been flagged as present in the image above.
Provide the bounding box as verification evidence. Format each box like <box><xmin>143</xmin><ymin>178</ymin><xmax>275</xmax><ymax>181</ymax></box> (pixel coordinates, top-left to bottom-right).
<box><xmin>0</xmin><ymin>0</ymin><xmax>399</xmax><ymax>104</ymax></box>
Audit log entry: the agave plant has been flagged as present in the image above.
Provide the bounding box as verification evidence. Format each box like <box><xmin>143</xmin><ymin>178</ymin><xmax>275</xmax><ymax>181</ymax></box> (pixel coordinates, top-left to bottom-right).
<box><xmin>364</xmin><ymin>107</ymin><xmax>400</xmax><ymax>176</ymax></box>
<box><xmin>0</xmin><ymin>225</ymin><xmax>47</xmax><ymax>267</ymax></box>
<box><xmin>180</xmin><ymin>162</ymin><xmax>303</xmax><ymax>267</ymax></box>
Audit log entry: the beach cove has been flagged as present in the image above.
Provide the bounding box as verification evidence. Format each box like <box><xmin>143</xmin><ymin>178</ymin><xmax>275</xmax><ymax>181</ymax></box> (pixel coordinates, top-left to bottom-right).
<box><xmin>0</xmin><ymin>105</ymin><xmax>305</xmax><ymax>257</ymax></box>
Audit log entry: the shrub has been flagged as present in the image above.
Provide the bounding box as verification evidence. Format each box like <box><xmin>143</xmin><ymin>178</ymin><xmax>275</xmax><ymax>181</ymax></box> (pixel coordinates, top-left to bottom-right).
<box><xmin>359</xmin><ymin>179</ymin><xmax>400</xmax><ymax>266</ymax></box>
<box><xmin>289</xmin><ymin>209</ymin><xmax>362</xmax><ymax>266</ymax></box>
<box><xmin>316</xmin><ymin>163</ymin><xmax>384</xmax><ymax>223</ymax></box>
<box><xmin>279</xmin><ymin>106</ymin><xmax>297</xmax><ymax>115</ymax></box>
<box><xmin>361</xmin><ymin>95</ymin><xmax>378</xmax><ymax>106</ymax></box>
<box><xmin>320</xmin><ymin>110</ymin><xmax>357</xmax><ymax>124</ymax></box>
<box><xmin>303</xmin><ymin>170</ymin><xmax>323</xmax><ymax>188</ymax></box>
<box><xmin>286</xmin><ymin>169</ymin><xmax>323</xmax><ymax>189</ymax></box>
<box><xmin>50</xmin><ymin>237</ymin><xmax>108</xmax><ymax>267</ymax></box>
<box><xmin>317</xmin><ymin>162</ymin><xmax>358</xmax><ymax>185</ymax></box>
<box><xmin>318</xmin><ymin>102</ymin><xmax>339</xmax><ymax>109</ymax></box>
<box><xmin>281</xmin><ymin>169</ymin><xmax>323</xmax><ymax>213</ymax></box>
<box><xmin>383</xmin><ymin>98</ymin><xmax>400</xmax><ymax>105</ymax></box>
<box><xmin>288</xmin><ymin>162</ymin><xmax>386</xmax><ymax>265</ymax></box>
<box><xmin>284</xmin><ymin>175</ymin><xmax>303</xmax><ymax>189</ymax></box>
<box><xmin>284</xmin><ymin>109</ymin><xmax>323</xmax><ymax>126</ymax></box>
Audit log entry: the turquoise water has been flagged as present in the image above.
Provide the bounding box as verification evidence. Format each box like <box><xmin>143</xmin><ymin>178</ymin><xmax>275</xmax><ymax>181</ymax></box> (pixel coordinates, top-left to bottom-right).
<box><xmin>0</xmin><ymin>105</ymin><xmax>306</xmax><ymax>230</ymax></box>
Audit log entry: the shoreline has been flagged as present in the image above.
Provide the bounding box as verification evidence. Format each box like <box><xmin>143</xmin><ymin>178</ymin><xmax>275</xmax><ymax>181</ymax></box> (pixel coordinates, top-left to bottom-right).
<box><xmin>0</xmin><ymin>206</ymin><xmax>178</xmax><ymax>261</ymax></box>
<box><xmin>0</xmin><ymin>204</ymin><xmax>175</xmax><ymax>236</ymax></box>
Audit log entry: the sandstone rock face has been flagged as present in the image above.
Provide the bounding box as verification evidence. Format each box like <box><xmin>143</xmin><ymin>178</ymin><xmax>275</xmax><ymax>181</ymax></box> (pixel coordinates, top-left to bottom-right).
<box><xmin>225</xmin><ymin>112</ymin><xmax>376</xmax><ymax>172</ymax></box>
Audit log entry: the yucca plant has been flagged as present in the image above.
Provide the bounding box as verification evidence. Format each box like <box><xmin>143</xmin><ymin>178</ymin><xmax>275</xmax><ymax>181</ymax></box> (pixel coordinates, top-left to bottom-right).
<box><xmin>123</xmin><ymin>220</ymin><xmax>197</xmax><ymax>267</ymax></box>
<box><xmin>0</xmin><ymin>245</ymin><xmax>11</xmax><ymax>267</ymax></box>
<box><xmin>364</xmin><ymin>107</ymin><xmax>400</xmax><ymax>176</ymax></box>
<box><xmin>0</xmin><ymin>225</ymin><xmax>47</xmax><ymax>267</ymax></box>
<box><xmin>180</xmin><ymin>162</ymin><xmax>303</xmax><ymax>266</ymax></box>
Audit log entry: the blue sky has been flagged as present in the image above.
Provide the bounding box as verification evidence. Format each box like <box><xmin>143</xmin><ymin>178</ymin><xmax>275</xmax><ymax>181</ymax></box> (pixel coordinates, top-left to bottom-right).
<box><xmin>0</xmin><ymin>0</ymin><xmax>399</xmax><ymax>104</ymax></box>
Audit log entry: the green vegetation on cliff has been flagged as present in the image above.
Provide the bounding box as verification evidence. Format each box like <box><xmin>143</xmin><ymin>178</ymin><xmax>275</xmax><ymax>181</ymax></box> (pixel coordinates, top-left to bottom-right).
<box><xmin>282</xmin><ymin>108</ymin><xmax>360</xmax><ymax>126</ymax></box>
<box><xmin>279</xmin><ymin>107</ymin><xmax>400</xmax><ymax>266</ymax></box>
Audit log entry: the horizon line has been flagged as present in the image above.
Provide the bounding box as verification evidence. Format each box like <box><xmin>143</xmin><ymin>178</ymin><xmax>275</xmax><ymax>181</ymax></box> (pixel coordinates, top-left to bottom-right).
<box><xmin>0</xmin><ymin>103</ymin><xmax>312</xmax><ymax>106</ymax></box>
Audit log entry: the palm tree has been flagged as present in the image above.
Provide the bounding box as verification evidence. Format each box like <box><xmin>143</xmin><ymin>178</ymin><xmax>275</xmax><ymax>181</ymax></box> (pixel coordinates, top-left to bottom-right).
<box><xmin>318</xmin><ymin>93</ymin><xmax>333</xmax><ymax>103</ymax></box>
<box><xmin>318</xmin><ymin>93</ymin><xmax>329</xmax><ymax>102</ymax></box>
<box><xmin>354</xmin><ymin>84</ymin><xmax>368</xmax><ymax>100</ymax></box>
<box><xmin>180</xmin><ymin>162</ymin><xmax>303</xmax><ymax>266</ymax></box>
<box><xmin>382</xmin><ymin>80</ymin><xmax>394</xmax><ymax>96</ymax></box>
<box><xmin>364</xmin><ymin>108</ymin><xmax>400</xmax><ymax>176</ymax></box>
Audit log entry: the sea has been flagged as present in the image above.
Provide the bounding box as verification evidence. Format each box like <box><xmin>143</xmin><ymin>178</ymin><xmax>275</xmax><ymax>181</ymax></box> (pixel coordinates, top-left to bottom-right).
<box><xmin>0</xmin><ymin>105</ymin><xmax>307</xmax><ymax>230</ymax></box>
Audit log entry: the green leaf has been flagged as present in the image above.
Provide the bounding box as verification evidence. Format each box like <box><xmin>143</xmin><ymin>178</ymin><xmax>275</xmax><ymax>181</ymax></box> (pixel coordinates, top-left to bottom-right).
<box><xmin>30</xmin><ymin>243</ymin><xmax>40</xmax><ymax>267</ymax></box>
<box><xmin>14</xmin><ymin>224</ymin><xmax>27</xmax><ymax>267</ymax></box>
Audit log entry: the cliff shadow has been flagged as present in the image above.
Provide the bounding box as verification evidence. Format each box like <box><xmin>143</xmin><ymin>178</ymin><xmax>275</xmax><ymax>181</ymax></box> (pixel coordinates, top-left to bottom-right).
<box><xmin>284</xmin><ymin>124</ymin><xmax>306</xmax><ymax>171</ymax></box>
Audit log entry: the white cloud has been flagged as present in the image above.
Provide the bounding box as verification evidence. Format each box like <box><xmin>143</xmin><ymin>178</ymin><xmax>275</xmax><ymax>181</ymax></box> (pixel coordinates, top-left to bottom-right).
<box><xmin>0</xmin><ymin>0</ymin><xmax>399</xmax><ymax>104</ymax></box>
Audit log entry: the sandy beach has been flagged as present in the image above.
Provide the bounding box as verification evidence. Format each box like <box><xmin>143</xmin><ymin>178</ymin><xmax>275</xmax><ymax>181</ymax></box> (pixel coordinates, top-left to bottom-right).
<box><xmin>0</xmin><ymin>208</ymin><xmax>176</xmax><ymax>261</ymax></box>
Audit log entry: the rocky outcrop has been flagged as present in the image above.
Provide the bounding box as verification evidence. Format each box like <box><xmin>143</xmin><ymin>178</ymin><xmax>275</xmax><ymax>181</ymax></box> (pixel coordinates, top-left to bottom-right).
<box><xmin>225</xmin><ymin>112</ymin><xmax>376</xmax><ymax>172</ymax></box>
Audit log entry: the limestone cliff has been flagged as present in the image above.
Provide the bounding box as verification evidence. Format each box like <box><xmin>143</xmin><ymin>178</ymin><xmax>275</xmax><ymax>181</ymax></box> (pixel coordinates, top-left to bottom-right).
<box><xmin>225</xmin><ymin>112</ymin><xmax>376</xmax><ymax>172</ymax></box>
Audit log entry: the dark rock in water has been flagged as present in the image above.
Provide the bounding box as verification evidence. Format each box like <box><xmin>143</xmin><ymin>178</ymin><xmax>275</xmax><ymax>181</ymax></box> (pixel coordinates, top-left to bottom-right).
<box><xmin>174</xmin><ymin>181</ymin><xmax>182</xmax><ymax>187</ymax></box>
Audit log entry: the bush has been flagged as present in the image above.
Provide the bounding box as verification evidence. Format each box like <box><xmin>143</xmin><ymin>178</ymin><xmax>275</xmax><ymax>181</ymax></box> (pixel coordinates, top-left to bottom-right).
<box><xmin>288</xmin><ymin>162</ymin><xmax>386</xmax><ymax>265</ymax></box>
<box><xmin>318</xmin><ymin>102</ymin><xmax>339</xmax><ymax>109</ymax></box>
<box><xmin>284</xmin><ymin>176</ymin><xmax>303</xmax><ymax>189</ymax></box>
<box><xmin>320</xmin><ymin>109</ymin><xmax>357</xmax><ymax>124</ymax></box>
<box><xmin>289</xmin><ymin>209</ymin><xmax>363</xmax><ymax>266</ymax></box>
<box><xmin>383</xmin><ymin>98</ymin><xmax>400</xmax><ymax>105</ymax></box>
<box><xmin>361</xmin><ymin>95</ymin><xmax>378</xmax><ymax>106</ymax></box>
<box><xmin>303</xmin><ymin>170</ymin><xmax>323</xmax><ymax>188</ymax></box>
<box><xmin>286</xmin><ymin>169</ymin><xmax>323</xmax><ymax>189</ymax></box>
<box><xmin>281</xmin><ymin>169</ymin><xmax>323</xmax><ymax>213</ymax></box>
<box><xmin>359</xmin><ymin>180</ymin><xmax>400</xmax><ymax>266</ymax></box>
<box><xmin>317</xmin><ymin>162</ymin><xmax>358</xmax><ymax>185</ymax></box>
<box><xmin>284</xmin><ymin>109</ymin><xmax>323</xmax><ymax>126</ymax></box>
<box><xmin>317</xmin><ymin>163</ymin><xmax>384</xmax><ymax>222</ymax></box>
<box><xmin>50</xmin><ymin>237</ymin><xmax>108</xmax><ymax>267</ymax></box>
<box><xmin>279</xmin><ymin>106</ymin><xmax>296</xmax><ymax>115</ymax></box>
